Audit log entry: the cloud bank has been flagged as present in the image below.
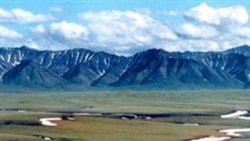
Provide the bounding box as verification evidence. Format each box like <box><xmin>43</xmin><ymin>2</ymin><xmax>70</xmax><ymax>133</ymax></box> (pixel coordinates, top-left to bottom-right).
<box><xmin>0</xmin><ymin>8</ymin><xmax>54</xmax><ymax>23</ymax></box>
<box><xmin>185</xmin><ymin>3</ymin><xmax>248</xmax><ymax>26</ymax></box>
<box><xmin>1</xmin><ymin>3</ymin><xmax>250</xmax><ymax>55</ymax></box>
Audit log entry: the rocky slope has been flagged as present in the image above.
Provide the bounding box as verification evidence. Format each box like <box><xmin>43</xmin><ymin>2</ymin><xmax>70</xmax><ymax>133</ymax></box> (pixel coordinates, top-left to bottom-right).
<box><xmin>1</xmin><ymin>45</ymin><xmax>250</xmax><ymax>89</ymax></box>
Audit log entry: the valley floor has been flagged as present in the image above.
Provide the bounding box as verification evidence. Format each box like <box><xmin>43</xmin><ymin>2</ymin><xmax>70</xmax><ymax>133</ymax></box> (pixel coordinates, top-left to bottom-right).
<box><xmin>0</xmin><ymin>89</ymin><xmax>249</xmax><ymax>141</ymax></box>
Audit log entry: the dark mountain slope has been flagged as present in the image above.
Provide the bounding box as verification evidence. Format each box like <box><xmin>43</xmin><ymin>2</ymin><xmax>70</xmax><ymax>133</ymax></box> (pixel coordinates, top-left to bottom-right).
<box><xmin>2</xmin><ymin>60</ymin><xmax>64</xmax><ymax>88</ymax></box>
<box><xmin>0</xmin><ymin>46</ymin><xmax>249</xmax><ymax>89</ymax></box>
<box><xmin>224</xmin><ymin>45</ymin><xmax>250</xmax><ymax>56</ymax></box>
<box><xmin>111</xmin><ymin>49</ymin><xmax>242</xmax><ymax>88</ymax></box>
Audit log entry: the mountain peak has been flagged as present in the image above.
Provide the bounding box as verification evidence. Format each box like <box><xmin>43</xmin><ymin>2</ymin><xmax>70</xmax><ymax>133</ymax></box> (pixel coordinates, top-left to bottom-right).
<box><xmin>224</xmin><ymin>45</ymin><xmax>250</xmax><ymax>56</ymax></box>
<box><xmin>0</xmin><ymin>45</ymin><xmax>249</xmax><ymax>89</ymax></box>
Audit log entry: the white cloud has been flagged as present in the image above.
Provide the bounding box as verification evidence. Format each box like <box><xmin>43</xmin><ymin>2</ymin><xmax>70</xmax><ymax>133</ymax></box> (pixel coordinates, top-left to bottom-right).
<box><xmin>230</xmin><ymin>27</ymin><xmax>250</xmax><ymax>39</ymax></box>
<box><xmin>1</xmin><ymin>4</ymin><xmax>249</xmax><ymax>55</ymax></box>
<box><xmin>49</xmin><ymin>7</ymin><xmax>65</xmax><ymax>13</ymax></box>
<box><xmin>31</xmin><ymin>24</ymin><xmax>46</xmax><ymax>34</ymax></box>
<box><xmin>167</xmin><ymin>3</ymin><xmax>250</xmax><ymax>52</ymax></box>
<box><xmin>178</xmin><ymin>40</ymin><xmax>220</xmax><ymax>51</ymax></box>
<box><xmin>167</xmin><ymin>11</ymin><xmax>178</xmax><ymax>16</ymax></box>
<box><xmin>78</xmin><ymin>10</ymin><xmax>177</xmax><ymax>54</ymax></box>
<box><xmin>0</xmin><ymin>25</ymin><xmax>23</xmax><ymax>39</ymax></box>
<box><xmin>50</xmin><ymin>21</ymin><xmax>88</xmax><ymax>40</ymax></box>
<box><xmin>0</xmin><ymin>8</ymin><xmax>54</xmax><ymax>23</ymax></box>
<box><xmin>0</xmin><ymin>8</ymin><xmax>12</xmax><ymax>21</ymax></box>
<box><xmin>27</xmin><ymin>22</ymin><xmax>89</xmax><ymax>51</ymax></box>
<box><xmin>29</xmin><ymin>7</ymin><xmax>250</xmax><ymax>54</ymax></box>
<box><xmin>25</xmin><ymin>40</ymin><xmax>40</xmax><ymax>50</ymax></box>
<box><xmin>177</xmin><ymin>23</ymin><xmax>220</xmax><ymax>39</ymax></box>
<box><xmin>185</xmin><ymin>3</ymin><xmax>248</xmax><ymax>26</ymax></box>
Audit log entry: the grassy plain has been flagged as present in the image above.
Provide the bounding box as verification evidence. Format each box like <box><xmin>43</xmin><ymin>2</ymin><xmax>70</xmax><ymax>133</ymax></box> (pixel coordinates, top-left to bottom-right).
<box><xmin>0</xmin><ymin>89</ymin><xmax>249</xmax><ymax>141</ymax></box>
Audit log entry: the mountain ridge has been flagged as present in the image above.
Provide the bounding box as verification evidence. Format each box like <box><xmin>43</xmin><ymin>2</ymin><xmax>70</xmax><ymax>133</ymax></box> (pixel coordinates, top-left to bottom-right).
<box><xmin>0</xmin><ymin>45</ymin><xmax>250</xmax><ymax>90</ymax></box>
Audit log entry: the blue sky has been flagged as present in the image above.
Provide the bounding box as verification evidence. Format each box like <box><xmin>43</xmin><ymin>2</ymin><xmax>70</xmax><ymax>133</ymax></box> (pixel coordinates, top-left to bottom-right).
<box><xmin>0</xmin><ymin>0</ymin><xmax>250</xmax><ymax>55</ymax></box>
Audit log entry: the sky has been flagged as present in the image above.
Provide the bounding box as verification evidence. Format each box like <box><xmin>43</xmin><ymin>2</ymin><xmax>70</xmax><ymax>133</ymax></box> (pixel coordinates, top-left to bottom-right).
<box><xmin>0</xmin><ymin>0</ymin><xmax>250</xmax><ymax>55</ymax></box>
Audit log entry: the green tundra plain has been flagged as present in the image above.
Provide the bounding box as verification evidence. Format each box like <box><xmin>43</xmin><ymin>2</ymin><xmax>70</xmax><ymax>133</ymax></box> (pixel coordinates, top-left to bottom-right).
<box><xmin>0</xmin><ymin>89</ymin><xmax>249</xmax><ymax>141</ymax></box>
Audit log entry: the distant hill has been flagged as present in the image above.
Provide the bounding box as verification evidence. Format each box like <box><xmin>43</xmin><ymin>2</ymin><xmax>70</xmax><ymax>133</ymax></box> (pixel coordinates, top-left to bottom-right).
<box><xmin>0</xmin><ymin>45</ymin><xmax>250</xmax><ymax>90</ymax></box>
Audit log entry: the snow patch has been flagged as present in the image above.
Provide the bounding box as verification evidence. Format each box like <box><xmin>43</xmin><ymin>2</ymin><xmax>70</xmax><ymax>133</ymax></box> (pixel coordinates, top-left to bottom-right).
<box><xmin>39</xmin><ymin>117</ymin><xmax>62</xmax><ymax>126</ymax></box>
<box><xmin>17</xmin><ymin>110</ymin><xmax>27</xmax><ymax>113</ymax></box>
<box><xmin>121</xmin><ymin>117</ymin><xmax>128</xmax><ymax>120</ymax></box>
<box><xmin>7</xmin><ymin>54</ymin><xmax>11</xmax><ymax>62</ymax></box>
<box><xmin>220</xmin><ymin>128</ymin><xmax>250</xmax><ymax>137</ymax></box>
<box><xmin>84</xmin><ymin>53</ymin><xmax>90</xmax><ymax>62</ymax></box>
<box><xmin>39</xmin><ymin>57</ymin><xmax>45</xmax><ymax>64</ymax></box>
<box><xmin>88</xmin><ymin>54</ymin><xmax>94</xmax><ymax>60</ymax></box>
<box><xmin>145</xmin><ymin>116</ymin><xmax>152</xmax><ymax>120</ymax></box>
<box><xmin>220</xmin><ymin>110</ymin><xmax>248</xmax><ymax>119</ymax></box>
<box><xmin>104</xmin><ymin>58</ymin><xmax>108</xmax><ymax>66</ymax></box>
<box><xmin>238</xmin><ymin>116</ymin><xmax>250</xmax><ymax>120</ymax></box>
<box><xmin>0</xmin><ymin>55</ymin><xmax>4</xmax><ymax>60</ymax></box>
<box><xmin>221</xmin><ymin>64</ymin><xmax>225</xmax><ymax>70</ymax></box>
<box><xmin>43</xmin><ymin>137</ymin><xmax>52</xmax><ymax>140</ymax></box>
<box><xmin>190</xmin><ymin>136</ymin><xmax>231</xmax><ymax>141</ymax></box>
<box><xmin>75</xmin><ymin>51</ymin><xmax>80</xmax><ymax>64</ymax></box>
<box><xmin>248</xmin><ymin>73</ymin><xmax>250</xmax><ymax>80</ymax></box>
<box><xmin>34</xmin><ymin>135</ymin><xmax>53</xmax><ymax>141</ymax></box>
<box><xmin>79</xmin><ymin>53</ymin><xmax>84</xmax><ymax>62</ymax></box>
<box><xmin>12</xmin><ymin>60</ymin><xmax>20</xmax><ymax>66</ymax></box>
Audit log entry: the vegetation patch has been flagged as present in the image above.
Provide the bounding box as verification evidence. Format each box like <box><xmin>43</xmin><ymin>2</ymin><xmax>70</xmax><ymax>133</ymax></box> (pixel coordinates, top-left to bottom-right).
<box><xmin>0</xmin><ymin>120</ymin><xmax>41</xmax><ymax>126</ymax></box>
<box><xmin>58</xmin><ymin>138</ymin><xmax>74</xmax><ymax>141</ymax></box>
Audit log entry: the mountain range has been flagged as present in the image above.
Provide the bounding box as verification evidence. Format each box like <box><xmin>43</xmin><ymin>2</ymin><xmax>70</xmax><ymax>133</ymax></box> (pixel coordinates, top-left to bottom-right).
<box><xmin>0</xmin><ymin>45</ymin><xmax>250</xmax><ymax>90</ymax></box>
